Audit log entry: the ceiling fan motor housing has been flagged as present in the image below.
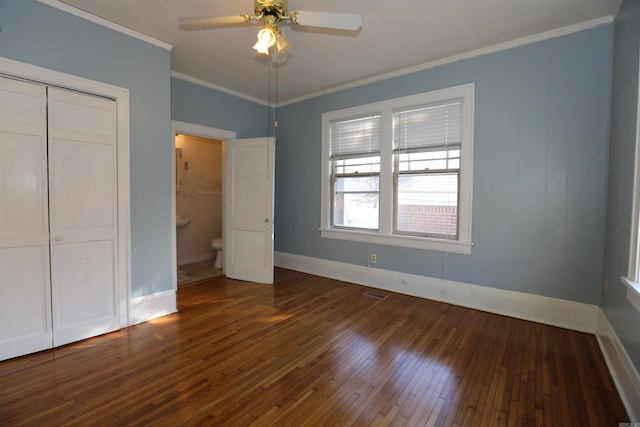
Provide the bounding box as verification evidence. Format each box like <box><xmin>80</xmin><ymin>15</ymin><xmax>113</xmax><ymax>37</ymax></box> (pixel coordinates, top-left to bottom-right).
<box><xmin>255</xmin><ymin>0</ymin><xmax>288</xmax><ymax>20</ymax></box>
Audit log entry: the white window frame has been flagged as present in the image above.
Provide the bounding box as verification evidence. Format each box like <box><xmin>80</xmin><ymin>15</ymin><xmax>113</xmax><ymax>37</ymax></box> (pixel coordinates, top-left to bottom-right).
<box><xmin>621</xmin><ymin>47</ymin><xmax>640</xmax><ymax>314</ymax></box>
<box><xmin>320</xmin><ymin>83</ymin><xmax>475</xmax><ymax>254</ymax></box>
<box><xmin>329</xmin><ymin>114</ymin><xmax>382</xmax><ymax>231</ymax></box>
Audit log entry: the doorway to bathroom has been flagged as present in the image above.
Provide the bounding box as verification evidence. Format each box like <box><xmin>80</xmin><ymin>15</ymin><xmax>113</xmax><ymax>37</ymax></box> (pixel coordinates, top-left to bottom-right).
<box><xmin>175</xmin><ymin>133</ymin><xmax>223</xmax><ymax>285</ymax></box>
<box><xmin>171</xmin><ymin>121</ymin><xmax>275</xmax><ymax>287</ymax></box>
<box><xmin>171</xmin><ymin>121</ymin><xmax>236</xmax><ymax>287</ymax></box>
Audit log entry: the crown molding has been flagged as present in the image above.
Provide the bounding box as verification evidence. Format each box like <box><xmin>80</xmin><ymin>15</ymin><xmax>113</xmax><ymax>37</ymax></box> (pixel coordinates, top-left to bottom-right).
<box><xmin>171</xmin><ymin>71</ymin><xmax>272</xmax><ymax>107</ymax></box>
<box><xmin>36</xmin><ymin>0</ymin><xmax>173</xmax><ymax>51</ymax></box>
<box><xmin>45</xmin><ymin>0</ymin><xmax>611</xmax><ymax>108</ymax></box>
<box><xmin>612</xmin><ymin>0</ymin><xmax>625</xmax><ymax>17</ymax></box>
<box><xmin>279</xmin><ymin>15</ymin><xmax>614</xmax><ymax>106</ymax></box>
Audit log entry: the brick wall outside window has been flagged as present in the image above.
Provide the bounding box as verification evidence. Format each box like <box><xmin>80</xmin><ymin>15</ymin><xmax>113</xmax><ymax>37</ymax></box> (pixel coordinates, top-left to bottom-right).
<box><xmin>397</xmin><ymin>205</ymin><xmax>457</xmax><ymax>236</ymax></box>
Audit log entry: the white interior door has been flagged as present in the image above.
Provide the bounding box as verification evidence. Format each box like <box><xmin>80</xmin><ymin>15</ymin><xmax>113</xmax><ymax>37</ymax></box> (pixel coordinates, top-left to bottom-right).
<box><xmin>0</xmin><ymin>77</ymin><xmax>52</xmax><ymax>360</ymax></box>
<box><xmin>224</xmin><ymin>137</ymin><xmax>275</xmax><ymax>284</ymax></box>
<box><xmin>48</xmin><ymin>88</ymin><xmax>120</xmax><ymax>347</ymax></box>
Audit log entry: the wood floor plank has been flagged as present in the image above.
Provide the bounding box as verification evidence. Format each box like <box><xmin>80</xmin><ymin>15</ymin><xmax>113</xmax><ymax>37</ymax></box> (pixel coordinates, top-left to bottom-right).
<box><xmin>0</xmin><ymin>268</ymin><xmax>630</xmax><ymax>425</ymax></box>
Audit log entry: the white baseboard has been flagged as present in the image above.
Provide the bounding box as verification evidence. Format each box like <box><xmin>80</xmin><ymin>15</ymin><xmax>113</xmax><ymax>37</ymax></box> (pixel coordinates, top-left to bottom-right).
<box><xmin>275</xmin><ymin>251</ymin><xmax>598</xmax><ymax>333</ymax></box>
<box><xmin>274</xmin><ymin>252</ymin><xmax>640</xmax><ymax>419</ymax></box>
<box><xmin>596</xmin><ymin>309</ymin><xmax>640</xmax><ymax>421</ymax></box>
<box><xmin>130</xmin><ymin>290</ymin><xmax>177</xmax><ymax>325</ymax></box>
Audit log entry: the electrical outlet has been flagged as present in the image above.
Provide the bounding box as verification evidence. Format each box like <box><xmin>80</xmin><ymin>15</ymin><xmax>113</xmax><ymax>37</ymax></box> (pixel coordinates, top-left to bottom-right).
<box><xmin>603</xmin><ymin>278</ymin><xmax>608</xmax><ymax>293</ymax></box>
<box><xmin>370</xmin><ymin>253</ymin><xmax>377</xmax><ymax>264</ymax></box>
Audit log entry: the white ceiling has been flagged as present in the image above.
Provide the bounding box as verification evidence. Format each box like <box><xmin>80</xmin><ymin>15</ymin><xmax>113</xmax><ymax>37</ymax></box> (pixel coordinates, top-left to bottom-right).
<box><xmin>54</xmin><ymin>0</ymin><xmax>622</xmax><ymax>104</ymax></box>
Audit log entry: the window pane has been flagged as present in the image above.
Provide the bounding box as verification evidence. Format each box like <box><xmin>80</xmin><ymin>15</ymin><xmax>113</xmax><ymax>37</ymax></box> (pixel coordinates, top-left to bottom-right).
<box><xmin>398</xmin><ymin>147</ymin><xmax>459</xmax><ymax>172</ymax></box>
<box><xmin>335</xmin><ymin>176</ymin><xmax>380</xmax><ymax>193</ymax></box>
<box><xmin>333</xmin><ymin>176</ymin><xmax>379</xmax><ymax>229</ymax></box>
<box><xmin>335</xmin><ymin>156</ymin><xmax>380</xmax><ymax>175</ymax></box>
<box><xmin>424</xmin><ymin>159</ymin><xmax>447</xmax><ymax>170</ymax></box>
<box><xmin>396</xmin><ymin>172</ymin><xmax>458</xmax><ymax>237</ymax></box>
<box><xmin>407</xmin><ymin>160</ymin><xmax>433</xmax><ymax>171</ymax></box>
<box><xmin>422</xmin><ymin>151</ymin><xmax>447</xmax><ymax>160</ymax></box>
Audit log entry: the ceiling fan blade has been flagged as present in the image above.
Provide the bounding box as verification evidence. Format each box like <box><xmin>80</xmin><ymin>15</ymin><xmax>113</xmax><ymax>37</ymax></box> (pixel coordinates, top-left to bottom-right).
<box><xmin>292</xmin><ymin>11</ymin><xmax>362</xmax><ymax>31</ymax></box>
<box><xmin>178</xmin><ymin>15</ymin><xmax>249</xmax><ymax>30</ymax></box>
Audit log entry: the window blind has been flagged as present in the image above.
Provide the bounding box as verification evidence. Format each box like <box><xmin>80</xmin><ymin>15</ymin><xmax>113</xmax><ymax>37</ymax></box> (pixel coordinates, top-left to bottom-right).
<box><xmin>330</xmin><ymin>114</ymin><xmax>381</xmax><ymax>159</ymax></box>
<box><xmin>393</xmin><ymin>101</ymin><xmax>462</xmax><ymax>151</ymax></box>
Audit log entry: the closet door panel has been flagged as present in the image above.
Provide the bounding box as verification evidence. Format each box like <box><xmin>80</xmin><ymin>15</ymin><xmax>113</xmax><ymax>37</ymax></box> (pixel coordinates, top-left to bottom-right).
<box><xmin>0</xmin><ymin>77</ymin><xmax>52</xmax><ymax>360</ymax></box>
<box><xmin>0</xmin><ymin>80</ymin><xmax>48</xmax><ymax>240</ymax></box>
<box><xmin>0</xmin><ymin>134</ymin><xmax>47</xmax><ymax>238</ymax></box>
<box><xmin>51</xmin><ymin>139</ymin><xmax>114</xmax><ymax>236</ymax></box>
<box><xmin>48</xmin><ymin>88</ymin><xmax>119</xmax><ymax>347</ymax></box>
<box><xmin>51</xmin><ymin>241</ymin><xmax>116</xmax><ymax>344</ymax></box>
<box><xmin>0</xmin><ymin>246</ymin><xmax>52</xmax><ymax>360</ymax></box>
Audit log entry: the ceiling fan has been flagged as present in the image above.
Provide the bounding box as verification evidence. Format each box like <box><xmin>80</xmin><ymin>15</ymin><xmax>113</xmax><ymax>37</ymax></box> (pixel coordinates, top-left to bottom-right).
<box><xmin>179</xmin><ymin>0</ymin><xmax>362</xmax><ymax>56</ymax></box>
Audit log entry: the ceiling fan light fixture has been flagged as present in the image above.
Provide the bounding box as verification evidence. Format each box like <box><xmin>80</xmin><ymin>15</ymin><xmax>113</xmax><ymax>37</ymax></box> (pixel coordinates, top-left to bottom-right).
<box><xmin>180</xmin><ymin>0</ymin><xmax>362</xmax><ymax>59</ymax></box>
<box><xmin>253</xmin><ymin>26</ymin><xmax>277</xmax><ymax>54</ymax></box>
<box><xmin>275</xmin><ymin>30</ymin><xmax>291</xmax><ymax>53</ymax></box>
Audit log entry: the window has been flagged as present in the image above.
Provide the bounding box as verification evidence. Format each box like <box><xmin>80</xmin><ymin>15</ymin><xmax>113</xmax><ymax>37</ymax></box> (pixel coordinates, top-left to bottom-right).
<box><xmin>621</xmin><ymin>51</ymin><xmax>640</xmax><ymax>313</ymax></box>
<box><xmin>393</xmin><ymin>102</ymin><xmax>462</xmax><ymax>239</ymax></box>
<box><xmin>321</xmin><ymin>83</ymin><xmax>475</xmax><ymax>254</ymax></box>
<box><xmin>330</xmin><ymin>115</ymin><xmax>381</xmax><ymax>230</ymax></box>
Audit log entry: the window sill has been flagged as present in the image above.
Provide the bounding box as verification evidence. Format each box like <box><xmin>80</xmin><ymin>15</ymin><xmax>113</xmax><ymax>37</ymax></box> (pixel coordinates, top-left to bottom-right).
<box><xmin>620</xmin><ymin>276</ymin><xmax>640</xmax><ymax>314</ymax></box>
<box><xmin>320</xmin><ymin>228</ymin><xmax>473</xmax><ymax>254</ymax></box>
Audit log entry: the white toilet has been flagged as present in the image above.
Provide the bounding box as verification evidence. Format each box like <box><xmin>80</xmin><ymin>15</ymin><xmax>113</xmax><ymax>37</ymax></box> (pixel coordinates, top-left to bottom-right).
<box><xmin>211</xmin><ymin>237</ymin><xmax>223</xmax><ymax>269</ymax></box>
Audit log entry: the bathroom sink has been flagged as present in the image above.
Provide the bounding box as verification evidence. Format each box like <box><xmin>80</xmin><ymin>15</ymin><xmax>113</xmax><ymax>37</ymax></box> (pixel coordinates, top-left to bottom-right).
<box><xmin>176</xmin><ymin>215</ymin><xmax>192</xmax><ymax>228</ymax></box>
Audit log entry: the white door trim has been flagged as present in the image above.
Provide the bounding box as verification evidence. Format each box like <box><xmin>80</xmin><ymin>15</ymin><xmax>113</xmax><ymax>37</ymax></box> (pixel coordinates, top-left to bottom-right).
<box><xmin>170</xmin><ymin>121</ymin><xmax>236</xmax><ymax>289</ymax></box>
<box><xmin>0</xmin><ymin>56</ymin><xmax>132</xmax><ymax>328</ymax></box>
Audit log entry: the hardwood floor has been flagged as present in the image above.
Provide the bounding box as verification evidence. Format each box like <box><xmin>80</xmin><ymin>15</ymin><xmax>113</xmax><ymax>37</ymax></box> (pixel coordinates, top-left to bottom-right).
<box><xmin>0</xmin><ymin>268</ymin><xmax>628</xmax><ymax>426</ymax></box>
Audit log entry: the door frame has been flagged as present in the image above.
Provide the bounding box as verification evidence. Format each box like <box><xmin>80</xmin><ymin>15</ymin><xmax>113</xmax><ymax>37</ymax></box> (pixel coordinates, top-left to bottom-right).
<box><xmin>0</xmin><ymin>56</ymin><xmax>131</xmax><ymax>328</ymax></box>
<box><xmin>170</xmin><ymin>121</ymin><xmax>236</xmax><ymax>290</ymax></box>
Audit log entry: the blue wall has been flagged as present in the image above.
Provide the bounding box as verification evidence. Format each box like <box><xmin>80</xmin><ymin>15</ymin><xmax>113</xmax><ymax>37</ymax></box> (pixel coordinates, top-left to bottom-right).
<box><xmin>171</xmin><ymin>77</ymin><xmax>271</xmax><ymax>139</ymax></box>
<box><xmin>275</xmin><ymin>24</ymin><xmax>613</xmax><ymax>305</ymax></box>
<box><xmin>603</xmin><ymin>0</ymin><xmax>640</xmax><ymax>374</ymax></box>
<box><xmin>0</xmin><ymin>0</ymin><xmax>173</xmax><ymax>297</ymax></box>
<box><xmin>1</xmin><ymin>3</ymin><xmax>631</xmax><ymax>369</ymax></box>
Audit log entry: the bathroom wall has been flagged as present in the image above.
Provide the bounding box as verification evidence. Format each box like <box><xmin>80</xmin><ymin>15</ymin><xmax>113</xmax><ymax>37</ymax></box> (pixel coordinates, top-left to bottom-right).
<box><xmin>175</xmin><ymin>134</ymin><xmax>223</xmax><ymax>265</ymax></box>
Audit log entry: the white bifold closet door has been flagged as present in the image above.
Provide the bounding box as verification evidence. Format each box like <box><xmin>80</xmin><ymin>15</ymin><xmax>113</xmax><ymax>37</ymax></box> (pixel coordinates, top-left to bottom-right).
<box><xmin>0</xmin><ymin>78</ymin><xmax>119</xmax><ymax>360</ymax></box>
<box><xmin>0</xmin><ymin>78</ymin><xmax>52</xmax><ymax>360</ymax></box>
<box><xmin>47</xmin><ymin>87</ymin><xmax>119</xmax><ymax>347</ymax></box>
